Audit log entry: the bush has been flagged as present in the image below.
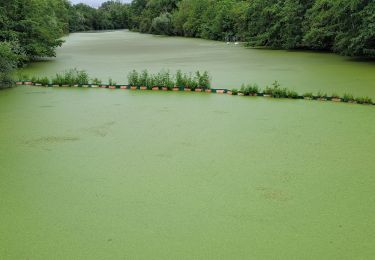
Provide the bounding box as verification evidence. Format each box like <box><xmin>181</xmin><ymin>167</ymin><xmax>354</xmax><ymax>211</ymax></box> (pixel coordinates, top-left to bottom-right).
<box><xmin>91</xmin><ymin>78</ymin><xmax>102</xmax><ymax>85</ymax></box>
<box><xmin>151</xmin><ymin>13</ymin><xmax>173</xmax><ymax>35</ymax></box>
<box><xmin>342</xmin><ymin>93</ymin><xmax>354</xmax><ymax>102</ymax></box>
<box><xmin>196</xmin><ymin>71</ymin><xmax>211</xmax><ymax>89</ymax></box>
<box><xmin>76</xmin><ymin>70</ymin><xmax>89</xmax><ymax>85</ymax></box>
<box><xmin>108</xmin><ymin>78</ymin><xmax>116</xmax><ymax>86</ymax></box>
<box><xmin>316</xmin><ymin>91</ymin><xmax>328</xmax><ymax>99</ymax></box>
<box><xmin>36</xmin><ymin>77</ymin><xmax>50</xmax><ymax>86</ymax></box>
<box><xmin>303</xmin><ymin>92</ymin><xmax>314</xmax><ymax>98</ymax></box>
<box><xmin>355</xmin><ymin>96</ymin><xmax>372</xmax><ymax>104</ymax></box>
<box><xmin>175</xmin><ymin>70</ymin><xmax>184</xmax><ymax>87</ymax></box>
<box><xmin>231</xmin><ymin>88</ymin><xmax>238</xmax><ymax>95</ymax></box>
<box><xmin>128</xmin><ymin>70</ymin><xmax>139</xmax><ymax>86</ymax></box>
<box><xmin>287</xmin><ymin>90</ymin><xmax>299</xmax><ymax>99</ymax></box>
<box><xmin>139</xmin><ymin>70</ymin><xmax>149</xmax><ymax>86</ymax></box>
<box><xmin>0</xmin><ymin>42</ymin><xmax>18</xmax><ymax>88</ymax></box>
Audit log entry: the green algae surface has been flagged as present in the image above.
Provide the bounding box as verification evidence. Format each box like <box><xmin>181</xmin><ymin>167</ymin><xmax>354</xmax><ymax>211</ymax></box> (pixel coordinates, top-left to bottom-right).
<box><xmin>0</xmin><ymin>86</ymin><xmax>374</xmax><ymax>259</ymax></box>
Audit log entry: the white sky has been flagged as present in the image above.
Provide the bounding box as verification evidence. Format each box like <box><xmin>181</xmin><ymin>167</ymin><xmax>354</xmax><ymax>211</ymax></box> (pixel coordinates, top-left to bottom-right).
<box><xmin>70</xmin><ymin>0</ymin><xmax>131</xmax><ymax>8</ymax></box>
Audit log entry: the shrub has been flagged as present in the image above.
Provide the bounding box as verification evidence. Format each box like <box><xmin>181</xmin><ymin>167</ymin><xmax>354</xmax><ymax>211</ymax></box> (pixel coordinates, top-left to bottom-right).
<box><xmin>248</xmin><ymin>84</ymin><xmax>259</xmax><ymax>95</ymax></box>
<box><xmin>160</xmin><ymin>70</ymin><xmax>174</xmax><ymax>89</ymax></box>
<box><xmin>287</xmin><ymin>90</ymin><xmax>299</xmax><ymax>99</ymax></box>
<box><xmin>175</xmin><ymin>70</ymin><xmax>185</xmax><ymax>87</ymax></box>
<box><xmin>91</xmin><ymin>78</ymin><xmax>102</xmax><ymax>85</ymax></box>
<box><xmin>231</xmin><ymin>88</ymin><xmax>238</xmax><ymax>95</ymax></box>
<box><xmin>342</xmin><ymin>93</ymin><xmax>354</xmax><ymax>102</ymax></box>
<box><xmin>52</xmin><ymin>73</ymin><xmax>64</xmax><ymax>85</ymax></box>
<box><xmin>76</xmin><ymin>70</ymin><xmax>89</xmax><ymax>85</ymax></box>
<box><xmin>128</xmin><ymin>70</ymin><xmax>139</xmax><ymax>86</ymax></box>
<box><xmin>0</xmin><ymin>42</ymin><xmax>18</xmax><ymax>88</ymax></box>
<box><xmin>239</xmin><ymin>84</ymin><xmax>248</xmax><ymax>95</ymax></box>
<box><xmin>303</xmin><ymin>92</ymin><xmax>314</xmax><ymax>98</ymax></box>
<box><xmin>355</xmin><ymin>96</ymin><xmax>372</xmax><ymax>104</ymax></box>
<box><xmin>316</xmin><ymin>91</ymin><xmax>328</xmax><ymax>99</ymax></box>
<box><xmin>196</xmin><ymin>71</ymin><xmax>211</xmax><ymax>89</ymax></box>
<box><xmin>139</xmin><ymin>70</ymin><xmax>149</xmax><ymax>86</ymax></box>
<box><xmin>108</xmin><ymin>78</ymin><xmax>116</xmax><ymax>86</ymax></box>
<box><xmin>151</xmin><ymin>13</ymin><xmax>173</xmax><ymax>35</ymax></box>
<box><xmin>37</xmin><ymin>77</ymin><xmax>50</xmax><ymax>86</ymax></box>
<box><xmin>16</xmin><ymin>73</ymin><xmax>30</xmax><ymax>82</ymax></box>
<box><xmin>331</xmin><ymin>93</ymin><xmax>340</xmax><ymax>99</ymax></box>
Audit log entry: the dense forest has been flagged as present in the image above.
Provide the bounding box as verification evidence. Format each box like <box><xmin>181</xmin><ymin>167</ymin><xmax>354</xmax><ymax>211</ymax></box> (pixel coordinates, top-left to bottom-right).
<box><xmin>129</xmin><ymin>0</ymin><xmax>375</xmax><ymax>57</ymax></box>
<box><xmin>1</xmin><ymin>0</ymin><xmax>374</xmax><ymax>88</ymax></box>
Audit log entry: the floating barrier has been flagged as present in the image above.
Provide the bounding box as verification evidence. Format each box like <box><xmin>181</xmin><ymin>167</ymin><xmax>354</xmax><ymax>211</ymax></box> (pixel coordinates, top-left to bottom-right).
<box><xmin>14</xmin><ymin>82</ymin><xmax>375</xmax><ymax>106</ymax></box>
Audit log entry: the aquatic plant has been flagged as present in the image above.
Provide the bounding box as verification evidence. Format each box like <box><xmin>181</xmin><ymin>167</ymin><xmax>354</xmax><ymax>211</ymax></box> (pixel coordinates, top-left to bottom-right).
<box><xmin>52</xmin><ymin>73</ymin><xmax>64</xmax><ymax>85</ymax></box>
<box><xmin>76</xmin><ymin>70</ymin><xmax>89</xmax><ymax>86</ymax></box>
<box><xmin>196</xmin><ymin>71</ymin><xmax>211</xmax><ymax>89</ymax></box>
<box><xmin>160</xmin><ymin>70</ymin><xmax>174</xmax><ymax>90</ymax></box>
<box><xmin>264</xmin><ymin>81</ymin><xmax>288</xmax><ymax>98</ymax></box>
<box><xmin>303</xmin><ymin>92</ymin><xmax>313</xmax><ymax>98</ymax></box>
<box><xmin>16</xmin><ymin>73</ymin><xmax>30</xmax><ymax>82</ymax></box>
<box><xmin>108</xmin><ymin>78</ymin><xmax>116</xmax><ymax>86</ymax></box>
<box><xmin>91</xmin><ymin>78</ymin><xmax>102</xmax><ymax>85</ymax></box>
<box><xmin>36</xmin><ymin>77</ymin><xmax>50</xmax><ymax>86</ymax></box>
<box><xmin>316</xmin><ymin>91</ymin><xmax>328</xmax><ymax>99</ymax></box>
<box><xmin>342</xmin><ymin>93</ymin><xmax>354</xmax><ymax>102</ymax></box>
<box><xmin>287</xmin><ymin>89</ymin><xmax>299</xmax><ymax>99</ymax></box>
<box><xmin>175</xmin><ymin>70</ymin><xmax>184</xmax><ymax>87</ymax></box>
<box><xmin>355</xmin><ymin>96</ymin><xmax>372</xmax><ymax>105</ymax></box>
<box><xmin>139</xmin><ymin>70</ymin><xmax>149</xmax><ymax>87</ymax></box>
<box><xmin>128</xmin><ymin>70</ymin><xmax>139</xmax><ymax>86</ymax></box>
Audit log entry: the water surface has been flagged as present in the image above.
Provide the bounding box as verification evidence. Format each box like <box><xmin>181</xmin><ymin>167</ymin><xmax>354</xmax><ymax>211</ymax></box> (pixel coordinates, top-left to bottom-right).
<box><xmin>20</xmin><ymin>30</ymin><xmax>375</xmax><ymax>98</ymax></box>
<box><xmin>1</xmin><ymin>86</ymin><xmax>374</xmax><ymax>259</ymax></box>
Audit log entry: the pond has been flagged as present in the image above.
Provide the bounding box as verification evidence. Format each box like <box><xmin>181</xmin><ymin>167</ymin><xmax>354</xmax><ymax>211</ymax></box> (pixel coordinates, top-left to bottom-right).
<box><xmin>1</xmin><ymin>30</ymin><xmax>375</xmax><ymax>259</ymax></box>
<box><xmin>20</xmin><ymin>30</ymin><xmax>375</xmax><ymax>98</ymax></box>
<box><xmin>0</xmin><ymin>86</ymin><xmax>374</xmax><ymax>259</ymax></box>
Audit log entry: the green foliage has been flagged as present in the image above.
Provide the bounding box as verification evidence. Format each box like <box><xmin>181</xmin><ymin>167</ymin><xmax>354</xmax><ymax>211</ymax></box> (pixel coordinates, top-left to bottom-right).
<box><xmin>240</xmin><ymin>83</ymin><xmax>259</xmax><ymax>95</ymax></box>
<box><xmin>303</xmin><ymin>92</ymin><xmax>314</xmax><ymax>98</ymax></box>
<box><xmin>127</xmin><ymin>0</ymin><xmax>374</xmax><ymax>57</ymax></box>
<box><xmin>355</xmin><ymin>96</ymin><xmax>372</xmax><ymax>105</ymax></box>
<box><xmin>36</xmin><ymin>77</ymin><xmax>50</xmax><ymax>86</ymax></box>
<box><xmin>316</xmin><ymin>91</ymin><xmax>328</xmax><ymax>99</ymax></box>
<box><xmin>151</xmin><ymin>13</ymin><xmax>173</xmax><ymax>35</ymax></box>
<box><xmin>342</xmin><ymin>93</ymin><xmax>354</xmax><ymax>102</ymax></box>
<box><xmin>108</xmin><ymin>78</ymin><xmax>116</xmax><ymax>86</ymax></box>
<box><xmin>287</xmin><ymin>89</ymin><xmax>299</xmax><ymax>99</ymax></box>
<box><xmin>51</xmin><ymin>68</ymin><xmax>88</xmax><ymax>86</ymax></box>
<box><xmin>139</xmin><ymin>70</ymin><xmax>149</xmax><ymax>86</ymax></box>
<box><xmin>175</xmin><ymin>70</ymin><xmax>184</xmax><ymax>87</ymax></box>
<box><xmin>231</xmin><ymin>88</ymin><xmax>238</xmax><ymax>95</ymax></box>
<box><xmin>0</xmin><ymin>42</ymin><xmax>18</xmax><ymax>88</ymax></box>
<box><xmin>128</xmin><ymin>70</ymin><xmax>139</xmax><ymax>86</ymax></box>
<box><xmin>68</xmin><ymin>1</ymin><xmax>130</xmax><ymax>32</ymax></box>
<box><xmin>91</xmin><ymin>78</ymin><xmax>102</xmax><ymax>85</ymax></box>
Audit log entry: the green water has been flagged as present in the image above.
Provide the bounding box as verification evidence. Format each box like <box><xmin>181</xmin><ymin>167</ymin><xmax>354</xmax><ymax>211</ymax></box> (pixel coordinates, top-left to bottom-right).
<box><xmin>20</xmin><ymin>30</ymin><xmax>375</xmax><ymax>98</ymax></box>
<box><xmin>1</xmin><ymin>86</ymin><xmax>374</xmax><ymax>259</ymax></box>
<box><xmin>2</xmin><ymin>30</ymin><xmax>375</xmax><ymax>259</ymax></box>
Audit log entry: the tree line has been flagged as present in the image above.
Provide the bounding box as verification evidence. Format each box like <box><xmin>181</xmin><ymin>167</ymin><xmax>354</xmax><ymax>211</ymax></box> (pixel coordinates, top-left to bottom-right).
<box><xmin>129</xmin><ymin>0</ymin><xmax>374</xmax><ymax>58</ymax></box>
<box><xmin>0</xmin><ymin>0</ymin><xmax>130</xmax><ymax>88</ymax></box>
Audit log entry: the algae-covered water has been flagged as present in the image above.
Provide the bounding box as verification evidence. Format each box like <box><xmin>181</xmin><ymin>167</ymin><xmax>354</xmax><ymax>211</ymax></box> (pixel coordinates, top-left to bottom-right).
<box><xmin>1</xmin><ymin>86</ymin><xmax>374</xmax><ymax>259</ymax></box>
<box><xmin>20</xmin><ymin>30</ymin><xmax>375</xmax><ymax>98</ymax></box>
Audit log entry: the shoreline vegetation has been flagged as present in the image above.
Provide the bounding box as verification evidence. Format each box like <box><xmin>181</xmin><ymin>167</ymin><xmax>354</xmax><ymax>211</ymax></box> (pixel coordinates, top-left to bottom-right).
<box><xmin>14</xmin><ymin>69</ymin><xmax>374</xmax><ymax>106</ymax></box>
<box><xmin>1</xmin><ymin>1</ymin><xmax>374</xmax><ymax>89</ymax></box>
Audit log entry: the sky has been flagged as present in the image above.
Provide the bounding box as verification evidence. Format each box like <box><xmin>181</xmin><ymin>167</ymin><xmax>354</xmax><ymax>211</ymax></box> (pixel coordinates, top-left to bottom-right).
<box><xmin>70</xmin><ymin>0</ymin><xmax>131</xmax><ymax>8</ymax></box>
